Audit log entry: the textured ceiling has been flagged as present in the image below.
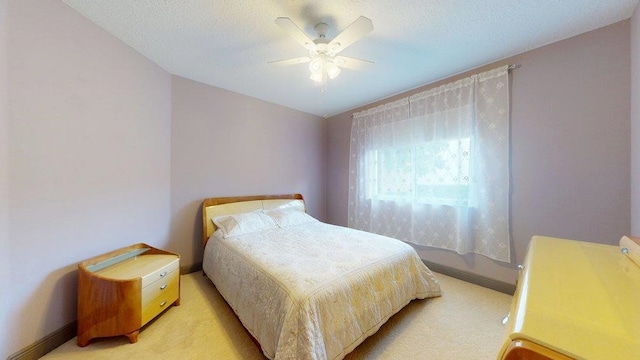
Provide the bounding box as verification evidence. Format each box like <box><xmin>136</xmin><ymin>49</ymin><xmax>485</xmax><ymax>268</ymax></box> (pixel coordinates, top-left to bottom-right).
<box><xmin>62</xmin><ymin>0</ymin><xmax>639</xmax><ymax>118</ymax></box>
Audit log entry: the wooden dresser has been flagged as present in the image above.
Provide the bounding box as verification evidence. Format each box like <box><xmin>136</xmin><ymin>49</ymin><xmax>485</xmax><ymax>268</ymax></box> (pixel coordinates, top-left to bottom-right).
<box><xmin>77</xmin><ymin>243</ymin><xmax>180</xmax><ymax>347</ymax></box>
<box><xmin>498</xmin><ymin>236</ymin><xmax>640</xmax><ymax>359</ymax></box>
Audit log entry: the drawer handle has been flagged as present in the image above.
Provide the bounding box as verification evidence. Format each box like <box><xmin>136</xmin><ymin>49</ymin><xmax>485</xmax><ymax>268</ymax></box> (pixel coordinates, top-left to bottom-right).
<box><xmin>517</xmin><ymin>265</ymin><xmax>524</xmax><ymax>272</ymax></box>
<box><xmin>160</xmin><ymin>300</ymin><xmax>167</xmax><ymax>307</ymax></box>
<box><xmin>160</xmin><ymin>284</ymin><xmax>167</xmax><ymax>290</ymax></box>
<box><xmin>159</xmin><ymin>271</ymin><xmax>167</xmax><ymax>278</ymax></box>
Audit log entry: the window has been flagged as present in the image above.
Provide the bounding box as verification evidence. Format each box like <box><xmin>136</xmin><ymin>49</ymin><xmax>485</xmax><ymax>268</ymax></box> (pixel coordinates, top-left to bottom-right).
<box><xmin>368</xmin><ymin>137</ymin><xmax>471</xmax><ymax>206</ymax></box>
<box><xmin>348</xmin><ymin>65</ymin><xmax>511</xmax><ymax>262</ymax></box>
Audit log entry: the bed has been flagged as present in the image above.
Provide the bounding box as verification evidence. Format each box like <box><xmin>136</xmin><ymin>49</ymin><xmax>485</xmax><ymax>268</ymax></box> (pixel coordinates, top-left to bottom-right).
<box><xmin>201</xmin><ymin>194</ymin><xmax>441</xmax><ymax>360</ymax></box>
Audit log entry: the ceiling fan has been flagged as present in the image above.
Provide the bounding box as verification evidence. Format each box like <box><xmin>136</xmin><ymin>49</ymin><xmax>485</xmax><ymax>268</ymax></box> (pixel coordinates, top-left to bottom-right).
<box><xmin>269</xmin><ymin>16</ymin><xmax>374</xmax><ymax>83</ymax></box>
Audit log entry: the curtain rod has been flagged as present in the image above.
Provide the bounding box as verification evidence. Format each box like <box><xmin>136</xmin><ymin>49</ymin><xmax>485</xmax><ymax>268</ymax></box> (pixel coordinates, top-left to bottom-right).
<box><xmin>351</xmin><ymin>64</ymin><xmax>520</xmax><ymax>119</ymax></box>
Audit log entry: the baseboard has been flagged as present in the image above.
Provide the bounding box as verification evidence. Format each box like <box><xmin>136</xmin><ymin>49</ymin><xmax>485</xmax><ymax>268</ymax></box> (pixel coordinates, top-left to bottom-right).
<box><xmin>9</xmin><ymin>265</ymin><xmax>201</xmax><ymax>360</ymax></box>
<box><xmin>423</xmin><ymin>260</ymin><xmax>516</xmax><ymax>295</ymax></box>
<box><xmin>7</xmin><ymin>321</ymin><xmax>76</xmax><ymax>360</ymax></box>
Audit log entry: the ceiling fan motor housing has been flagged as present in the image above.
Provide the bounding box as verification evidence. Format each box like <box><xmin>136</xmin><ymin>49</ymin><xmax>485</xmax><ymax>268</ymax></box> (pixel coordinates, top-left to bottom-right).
<box><xmin>314</xmin><ymin>23</ymin><xmax>329</xmax><ymax>37</ymax></box>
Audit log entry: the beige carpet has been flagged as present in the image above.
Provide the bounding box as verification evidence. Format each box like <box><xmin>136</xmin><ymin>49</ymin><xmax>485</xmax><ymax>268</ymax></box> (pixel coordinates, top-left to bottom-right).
<box><xmin>41</xmin><ymin>272</ymin><xmax>512</xmax><ymax>360</ymax></box>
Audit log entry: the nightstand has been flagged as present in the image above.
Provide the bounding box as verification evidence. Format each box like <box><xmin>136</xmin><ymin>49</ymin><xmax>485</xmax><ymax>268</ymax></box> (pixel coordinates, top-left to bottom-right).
<box><xmin>77</xmin><ymin>243</ymin><xmax>180</xmax><ymax>347</ymax></box>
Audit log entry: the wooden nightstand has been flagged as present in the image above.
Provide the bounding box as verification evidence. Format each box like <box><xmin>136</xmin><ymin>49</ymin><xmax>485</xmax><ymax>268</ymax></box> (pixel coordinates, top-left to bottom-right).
<box><xmin>77</xmin><ymin>243</ymin><xmax>180</xmax><ymax>347</ymax></box>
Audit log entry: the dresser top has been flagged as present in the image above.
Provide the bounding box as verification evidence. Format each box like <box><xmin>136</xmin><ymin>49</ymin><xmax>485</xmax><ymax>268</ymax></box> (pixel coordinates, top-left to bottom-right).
<box><xmin>95</xmin><ymin>254</ymin><xmax>178</xmax><ymax>280</ymax></box>
<box><xmin>509</xmin><ymin>236</ymin><xmax>640</xmax><ymax>359</ymax></box>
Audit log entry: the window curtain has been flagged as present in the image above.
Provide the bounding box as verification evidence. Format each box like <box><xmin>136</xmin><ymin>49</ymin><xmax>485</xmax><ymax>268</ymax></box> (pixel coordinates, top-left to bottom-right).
<box><xmin>348</xmin><ymin>66</ymin><xmax>510</xmax><ymax>262</ymax></box>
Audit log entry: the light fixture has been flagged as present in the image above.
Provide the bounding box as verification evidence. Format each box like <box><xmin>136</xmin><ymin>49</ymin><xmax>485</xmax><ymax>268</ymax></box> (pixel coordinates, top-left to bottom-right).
<box><xmin>306</xmin><ymin>33</ymin><xmax>341</xmax><ymax>83</ymax></box>
<box><xmin>309</xmin><ymin>57</ymin><xmax>324</xmax><ymax>82</ymax></box>
<box><xmin>307</xmin><ymin>53</ymin><xmax>342</xmax><ymax>83</ymax></box>
<box><xmin>309</xmin><ymin>70</ymin><xmax>323</xmax><ymax>83</ymax></box>
<box><xmin>325</xmin><ymin>61</ymin><xmax>341</xmax><ymax>79</ymax></box>
<box><xmin>309</xmin><ymin>57</ymin><xmax>323</xmax><ymax>73</ymax></box>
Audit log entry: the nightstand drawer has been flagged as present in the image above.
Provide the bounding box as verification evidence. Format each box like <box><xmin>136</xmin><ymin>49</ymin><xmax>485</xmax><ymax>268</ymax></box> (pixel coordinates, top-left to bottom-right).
<box><xmin>142</xmin><ymin>269</ymin><xmax>179</xmax><ymax>306</ymax></box>
<box><xmin>140</xmin><ymin>258</ymin><xmax>179</xmax><ymax>287</ymax></box>
<box><xmin>96</xmin><ymin>254</ymin><xmax>179</xmax><ymax>287</ymax></box>
<box><xmin>141</xmin><ymin>280</ymin><xmax>180</xmax><ymax>325</ymax></box>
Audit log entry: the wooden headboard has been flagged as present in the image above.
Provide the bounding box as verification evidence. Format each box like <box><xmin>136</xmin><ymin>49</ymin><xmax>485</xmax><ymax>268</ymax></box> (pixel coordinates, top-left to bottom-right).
<box><xmin>201</xmin><ymin>194</ymin><xmax>304</xmax><ymax>249</ymax></box>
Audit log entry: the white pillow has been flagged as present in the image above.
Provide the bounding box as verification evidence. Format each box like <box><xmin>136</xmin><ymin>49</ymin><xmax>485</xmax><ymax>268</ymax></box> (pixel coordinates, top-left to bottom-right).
<box><xmin>263</xmin><ymin>199</ymin><xmax>306</xmax><ymax>212</ymax></box>
<box><xmin>213</xmin><ymin>211</ymin><xmax>278</xmax><ymax>238</ymax></box>
<box><xmin>264</xmin><ymin>208</ymin><xmax>318</xmax><ymax>227</ymax></box>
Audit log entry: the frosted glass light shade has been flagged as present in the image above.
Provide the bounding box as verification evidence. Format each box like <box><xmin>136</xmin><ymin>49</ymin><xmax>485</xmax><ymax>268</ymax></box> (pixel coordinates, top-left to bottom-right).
<box><xmin>326</xmin><ymin>63</ymin><xmax>341</xmax><ymax>79</ymax></box>
<box><xmin>310</xmin><ymin>71</ymin><xmax>323</xmax><ymax>83</ymax></box>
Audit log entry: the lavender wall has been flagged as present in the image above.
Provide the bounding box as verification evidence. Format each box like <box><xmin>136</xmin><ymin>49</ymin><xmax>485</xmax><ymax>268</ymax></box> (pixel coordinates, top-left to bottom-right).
<box><xmin>327</xmin><ymin>20</ymin><xmax>631</xmax><ymax>284</ymax></box>
<box><xmin>2</xmin><ymin>2</ymin><xmax>326</xmax><ymax>356</ymax></box>
<box><xmin>1</xmin><ymin>0</ymin><xmax>635</xmax><ymax>357</ymax></box>
<box><xmin>632</xmin><ymin>5</ymin><xmax>640</xmax><ymax>235</ymax></box>
<box><xmin>4</xmin><ymin>0</ymin><xmax>172</xmax><ymax>356</ymax></box>
<box><xmin>0</xmin><ymin>0</ymin><xmax>10</xmax><ymax>356</ymax></box>
<box><xmin>170</xmin><ymin>76</ymin><xmax>327</xmax><ymax>266</ymax></box>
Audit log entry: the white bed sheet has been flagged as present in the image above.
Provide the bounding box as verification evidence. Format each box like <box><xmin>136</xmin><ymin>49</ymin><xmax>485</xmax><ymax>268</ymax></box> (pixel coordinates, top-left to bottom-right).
<box><xmin>203</xmin><ymin>221</ymin><xmax>441</xmax><ymax>360</ymax></box>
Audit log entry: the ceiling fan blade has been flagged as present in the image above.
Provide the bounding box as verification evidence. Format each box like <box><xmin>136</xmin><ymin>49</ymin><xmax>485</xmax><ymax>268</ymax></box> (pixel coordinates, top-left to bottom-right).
<box><xmin>328</xmin><ymin>16</ymin><xmax>373</xmax><ymax>54</ymax></box>
<box><xmin>333</xmin><ymin>56</ymin><xmax>374</xmax><ymax>70</ymax></box>
<box><xmin>275</xmin><ymin>17</ymin><xmax>316</xmax><ymax>51</ymax></box>
<box><xmin>268</xmin><ymin>57</ymin><xmax>311</xmax><ymax>67</ymax></box>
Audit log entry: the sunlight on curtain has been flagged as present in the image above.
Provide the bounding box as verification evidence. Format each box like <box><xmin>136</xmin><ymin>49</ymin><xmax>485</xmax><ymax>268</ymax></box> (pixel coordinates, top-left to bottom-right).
<box><xmin>348</xmin><ymin>66</ymin><xmax>510</xmax><ymax>262</ymax></box>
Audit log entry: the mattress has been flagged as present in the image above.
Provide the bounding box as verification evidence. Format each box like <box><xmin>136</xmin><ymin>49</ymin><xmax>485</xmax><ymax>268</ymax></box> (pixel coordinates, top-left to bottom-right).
<box><xmin>203</xmin><ymin>220</ymin><xmax>441</xmax><ymax>360</ymax></box>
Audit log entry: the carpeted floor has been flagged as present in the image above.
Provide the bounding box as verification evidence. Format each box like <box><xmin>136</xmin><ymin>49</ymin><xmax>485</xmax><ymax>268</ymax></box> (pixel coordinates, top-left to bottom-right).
<box><xmin>41</xmin><ymin>271</ymin><xmax>513</xmax><ymax>359</ymax></box>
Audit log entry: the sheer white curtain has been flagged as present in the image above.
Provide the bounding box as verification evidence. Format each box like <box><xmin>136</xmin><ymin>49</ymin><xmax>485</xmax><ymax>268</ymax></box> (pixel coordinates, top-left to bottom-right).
<box><xmin>348</xmin><ymin>66</ymin><xmax>510</xmax><ymax>262</ymax></box>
